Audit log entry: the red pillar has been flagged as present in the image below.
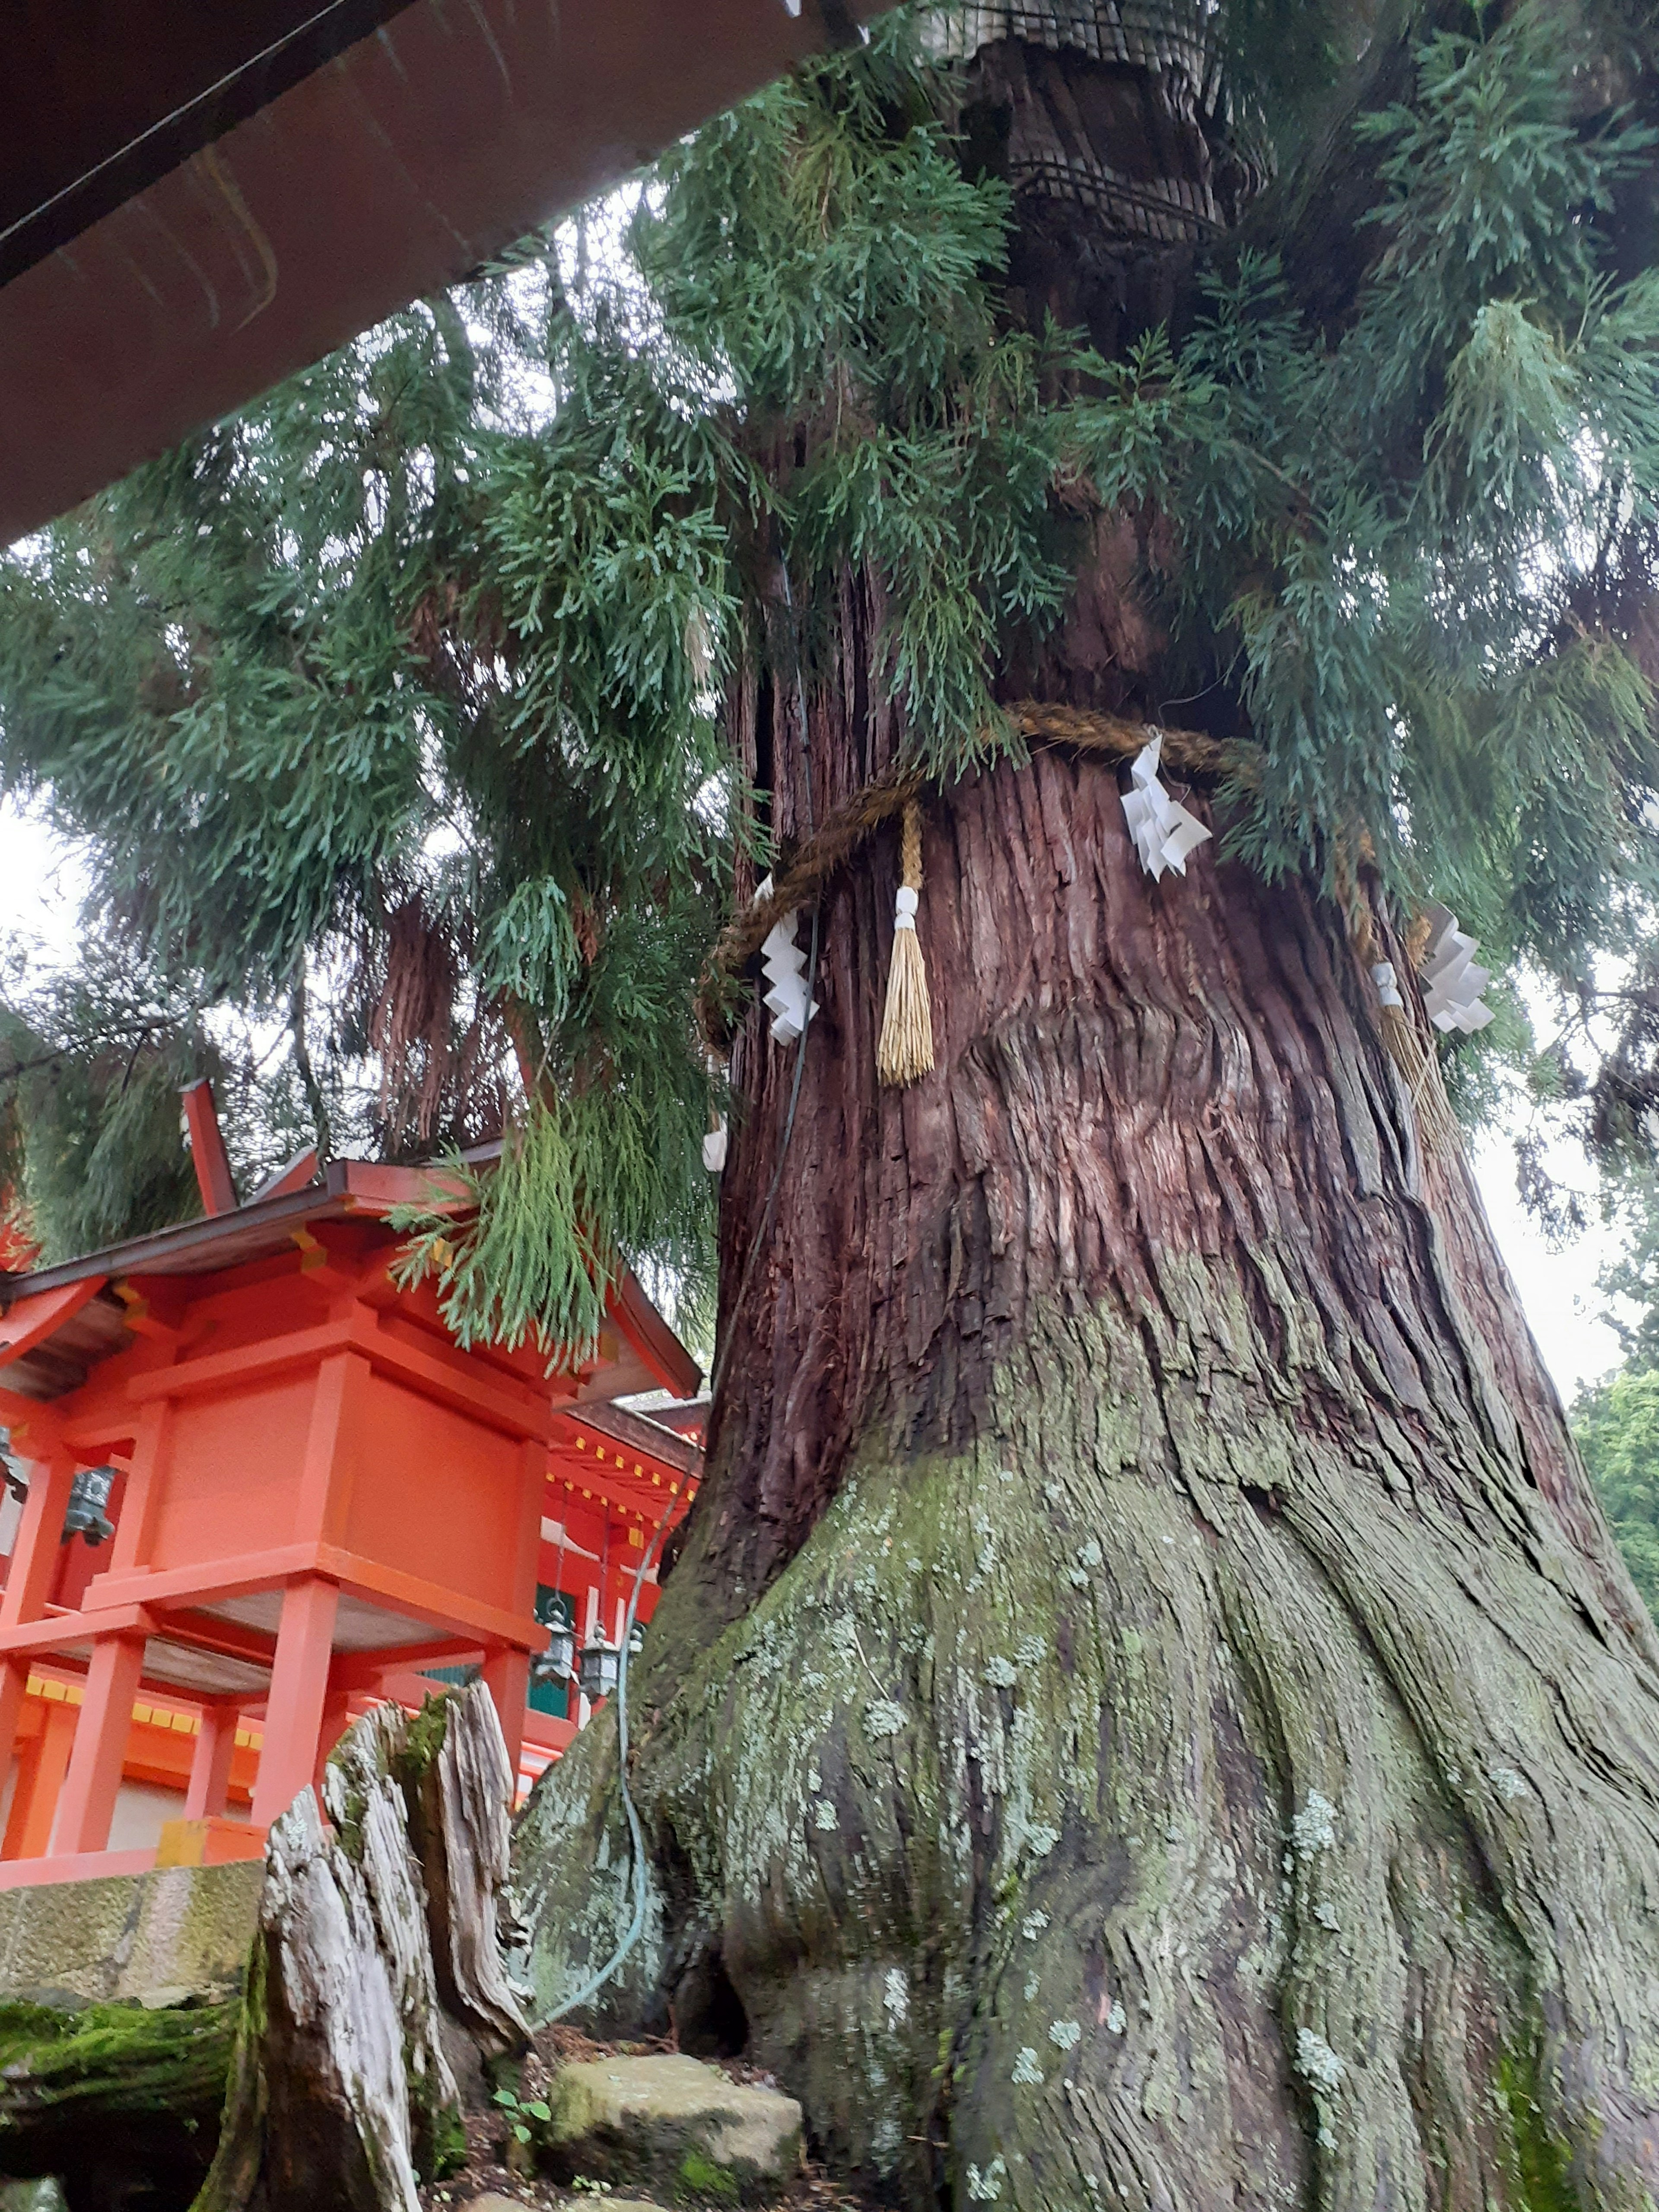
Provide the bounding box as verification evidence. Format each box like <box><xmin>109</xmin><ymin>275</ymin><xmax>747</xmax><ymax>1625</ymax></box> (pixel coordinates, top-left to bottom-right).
<box><xmin>184</xmin><ymin>1705</ymin><xmax>240</xmax><ymax>1820</ymax></box>
<box><xmin>0</xmin><ymin>1660</ymin><xmax>32</xmax><ymax>1816</ymax></box>
<box><xmin>311</xmin><ymin>1689</ymin><xmax>353</xmax><ymax>1793</ymax></box>
<box><xmin>0</xmin><ymin>1456</ymin><xmax>80</xmax><ymax>1798</ymax></box>
<box><xmin>482</xmin><ymin>1647</ymin><xmax>529</xmax><ymax>1778</ymax></box>
<box><xmin>107</xmin><ymin>1404</ymin><xmax>170</xmax><ymax>1578</ymax></box>
<box><xmin>3</xmin><ymin>1699</ymin><xmax>78</xmax><ymax>1859</ymax></box>
<box><xmin>1</xmin><ymin>1456</ymin><xmax>76</xmax><ymax>1626</ymax></box>
<box><xmin>252</xmin><ymin>1578</ymin><xmax>337</xmax><ymax>1828</ymax></box>
<box><xmin>54</xmin><ymin>1636</ymin><xmax>144</xmax><ymax>1855</ymax></box>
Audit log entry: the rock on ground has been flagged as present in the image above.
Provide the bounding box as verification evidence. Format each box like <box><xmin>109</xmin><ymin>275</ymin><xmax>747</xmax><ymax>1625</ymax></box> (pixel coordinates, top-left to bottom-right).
<box><xmin>543</xmin><ymin>2055</ymin><xmax>802</xmax><ymax>2205</ymax></box>
<box><xmin>0</xmin><ymin>2184</ymin><xmax>67</xmax><ymax>2212</ymax></box>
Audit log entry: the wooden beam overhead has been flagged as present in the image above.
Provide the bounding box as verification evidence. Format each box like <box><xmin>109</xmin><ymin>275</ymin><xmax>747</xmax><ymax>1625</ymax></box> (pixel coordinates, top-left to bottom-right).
<box><xmin>0</xmin><ymin>0</ymin><xmax>887</xmax><ymax>543</ymax></box>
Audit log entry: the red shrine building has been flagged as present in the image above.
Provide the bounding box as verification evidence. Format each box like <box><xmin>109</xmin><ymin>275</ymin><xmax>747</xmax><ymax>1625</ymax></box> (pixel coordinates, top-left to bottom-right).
<box><xmin>0</xmin><ymin>1093</ymin><xmax>702</xmax><ymax>1887</ymax></box>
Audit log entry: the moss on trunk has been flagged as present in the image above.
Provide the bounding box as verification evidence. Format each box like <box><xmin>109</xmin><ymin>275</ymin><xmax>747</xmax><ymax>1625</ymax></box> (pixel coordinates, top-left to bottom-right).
<box><xmin>521</xmin><ymin>1297</ymin><xmax>1659</xmax><ymax>2209</ymax></box>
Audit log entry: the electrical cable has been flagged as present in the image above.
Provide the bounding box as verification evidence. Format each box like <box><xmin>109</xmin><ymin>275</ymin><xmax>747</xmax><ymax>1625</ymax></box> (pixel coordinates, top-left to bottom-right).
<box><xmin>543</xmin><ymin>1462</ymin><xmax>685</xmax><ymax>2021</ymax></box>
<box><xmin>544</xmin><ymin>556</ymin><xmax>819</xmax><ymax>2015</ymax></box>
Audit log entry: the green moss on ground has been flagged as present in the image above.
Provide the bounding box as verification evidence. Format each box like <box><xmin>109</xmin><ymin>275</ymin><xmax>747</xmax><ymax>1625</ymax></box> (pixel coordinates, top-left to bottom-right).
<box><xmin>0</xmin><ymin>1994</ymin><xmax>235</xmax><ymax>2208</ymax></box>
<box><xmin>0</xmin><ymin>1996</ymin><xmax>236</xmax><ymax>2123</ymax></box>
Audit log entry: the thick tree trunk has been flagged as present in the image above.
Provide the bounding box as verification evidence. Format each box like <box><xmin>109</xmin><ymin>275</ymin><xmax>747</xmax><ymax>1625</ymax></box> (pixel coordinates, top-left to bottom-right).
<box><xmin>520</xmin><ymin>721</ymin><xmax>1659</xmax><ymax>2212</ymax></box>
<box><xmin>515</xmin><ymin>22</ymin><xmax>1659</xmax><ymax>2209</ymax></box>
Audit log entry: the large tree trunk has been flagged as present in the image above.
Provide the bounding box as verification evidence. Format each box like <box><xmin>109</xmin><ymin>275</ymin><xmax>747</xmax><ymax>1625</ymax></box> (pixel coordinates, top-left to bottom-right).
<box><xmin>520</xmin><ymin>728</ymin><xmax>1659</xmax><ymax>2210</ymax></box>
<box><xmin>516</xmin><ymin>20</ymin><xmax>1659</xmax><ymax>2212</ymax></box>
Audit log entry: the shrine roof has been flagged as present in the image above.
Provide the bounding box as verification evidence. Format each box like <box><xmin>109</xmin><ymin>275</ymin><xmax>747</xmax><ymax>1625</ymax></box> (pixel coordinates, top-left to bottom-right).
<box><xmin>4</xmin><ymin>1159</ymin><xmax>403</xmax><ymax>1296</ymax></box>
<box><xmin>0</xmin><ymin>1154</ymin><xmax>700</xmax><ymax>1408</ymax></box>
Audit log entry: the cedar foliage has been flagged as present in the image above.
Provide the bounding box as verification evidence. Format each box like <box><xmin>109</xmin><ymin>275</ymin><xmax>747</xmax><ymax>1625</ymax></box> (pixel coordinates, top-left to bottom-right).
<box><xmin>3</xmin><ymin>1</ymin><xmax>1659</xmax><ymax>1348</ymax></box>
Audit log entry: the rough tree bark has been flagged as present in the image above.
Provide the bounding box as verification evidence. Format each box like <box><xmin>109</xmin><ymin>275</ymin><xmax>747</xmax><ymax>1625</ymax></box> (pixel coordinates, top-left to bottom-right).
<box><xmin>516</xmin><ymin>14</ymin><xmax>1659</xmax><ymax>2212</ymax></box>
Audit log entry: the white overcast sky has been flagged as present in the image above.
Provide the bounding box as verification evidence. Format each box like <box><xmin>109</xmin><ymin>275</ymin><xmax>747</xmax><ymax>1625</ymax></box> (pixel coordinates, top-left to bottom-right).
<box><xmin>0</xmin><ymin>794</ymin><xmax>1627</xmax><ymax>1404</ymax></box>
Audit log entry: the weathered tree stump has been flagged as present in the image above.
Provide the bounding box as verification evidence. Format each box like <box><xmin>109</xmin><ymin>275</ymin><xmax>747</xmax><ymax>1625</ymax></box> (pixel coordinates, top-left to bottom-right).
<box><xmin>196</xmin><ymin>1684</ymin><xmax>527</xmax><ymax>2212</ymax></box>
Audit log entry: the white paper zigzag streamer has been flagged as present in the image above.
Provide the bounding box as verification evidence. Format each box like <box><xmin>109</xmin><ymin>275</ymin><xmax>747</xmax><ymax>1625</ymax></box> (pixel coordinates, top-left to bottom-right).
<box><xmin>1420</xmin><ymin>903</ymin><xmax>1494</xmax><ymax>1034</ymax></box>
<box><xmin>755</xmin><ymin>874</ymin><xmax>819</xmax><ymax>1044</ymax></box>
<box><xmin>1121</xmin><ymin>733</ymin><xmax>1212</xmax><ymax>880</ymax></box>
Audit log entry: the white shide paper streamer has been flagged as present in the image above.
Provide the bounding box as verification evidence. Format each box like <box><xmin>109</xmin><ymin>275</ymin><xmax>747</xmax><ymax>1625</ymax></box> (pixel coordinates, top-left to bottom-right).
<box><xmin>1121</xmin><ymin>734</ymin><xmax>1212</xmax><ymax>881</ymax></box>
<box><xmin>755</xmin><ymin>874</ymin><xmax>819</xmax><ymax>1045</ymax></box>
<box><xmin>1420</xmin><ymin>904</ymin><xmax>1494</xmax><ymax>1034</ymax></box>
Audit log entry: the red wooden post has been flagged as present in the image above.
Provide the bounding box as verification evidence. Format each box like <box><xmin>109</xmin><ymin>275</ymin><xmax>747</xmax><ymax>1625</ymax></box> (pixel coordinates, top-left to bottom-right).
<box><xmin>293</xmin><ymin>1351</ymin><xmax>368</xmax><ymax>1547</ymax></box>
<box><xmin>3</xmin><ymin>1700</ymin><xmax>78</xmax><ymax>1859</ymax></box>
<box><xmin>482</xmin><ymin>1647</ymin><xmax>529</xmax><ymax>1778</ymax></box>
<box><xmin>1</xmin><ymin>1455</ymin><xmax>77</xmax><ymax>1626</ymax></box>
<box><xmin>54</xmin><ymin>1636</ymin><xmax>144</xmax><ymax>1854</ymax></box>
<box><xmin>0</xmin><ymin>1661</ymin><xmax>32</xmax><ymax>1811</ymax></box>
<box><xmin>184</xmin><ymin>1705</ymin><xmax>240</xmax><ymax>1820</ymax></box>
<box><xmin>252</xmin><ymin>1577</ymin><xmax>338</xmax><ymax>1827</ymax></box>
<box><xmin>311</xmin><ymin>1689</ymin><xmax>353</xmax><ymax>1792</ymax></box>
<box><xmin>107</xmin><ymin>1403</ymin><xmax>170</xmax><ymax>1577</ymax></box>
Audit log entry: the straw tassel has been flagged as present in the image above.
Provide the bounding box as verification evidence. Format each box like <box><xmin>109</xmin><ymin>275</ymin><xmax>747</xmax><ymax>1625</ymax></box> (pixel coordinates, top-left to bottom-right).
<box><xmin>877</xmin><ymin>799</ymin><xmax>934</xmax><ymax>1087</ymax></box>
<box><xmin>1353</xmin><ymin>904</ymin><xmax>1456</xmax><ymax>1153</ymax></box>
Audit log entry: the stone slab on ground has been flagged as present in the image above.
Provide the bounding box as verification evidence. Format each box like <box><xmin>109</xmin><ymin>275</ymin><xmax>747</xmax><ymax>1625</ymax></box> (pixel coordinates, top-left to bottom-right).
<box><xmin>543</xmin><ymin>2054</ymin><xmax>803</xmax><ymax>2206</ymax></box>
<box><xmin>462</xmin><ymin>2199</ymin><xmax>666</xmax><ymax>2212</ymax></box>
<box><xmin>0</xmin><ymin>1861</ymin><xmax>263</xmax><ymax>2009</ymax></box>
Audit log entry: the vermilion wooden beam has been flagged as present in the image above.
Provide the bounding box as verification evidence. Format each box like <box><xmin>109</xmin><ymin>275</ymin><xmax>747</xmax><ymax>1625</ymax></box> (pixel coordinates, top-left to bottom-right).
<box><xmin>328</xmin><ymin>1640</ymin><xmax>481</xmax><ymax>1694</ymax></box>
<box><xmin>110</xmin><ymin>1277</ymin><xmax>191</xmax><ymax>1344</ymax></box>
<box><xmin>337</xmin><ymin>1160</ymin><xmax>471</xmax><ymax>1216</ymax></box>
<box><xmin>0</xmin><ymin>1278</ymin><xmax>107</xmax><ymax>1368</ymax></box>
<box><xmin>179</xmin><ymin>1080</ymin><xmax>238</xmax><ymax>1217</ymax></box>
<box><xmin>154</xmin><ymin>1606</ymin><xmax>279</xmax><ymax>1672</ymax></box>
<box><xmin>122</xmin><ymin>1306</ymin><xmax>552</xmax><ymax>1439</ymax></box>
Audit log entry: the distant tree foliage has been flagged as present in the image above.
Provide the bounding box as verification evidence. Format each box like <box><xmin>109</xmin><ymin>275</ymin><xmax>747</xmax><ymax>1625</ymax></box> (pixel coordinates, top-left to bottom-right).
<box><xmin>1576</xmin><ymin>1365</ymin><xmax>1659</xmax><ymax>1618</ymax></box>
